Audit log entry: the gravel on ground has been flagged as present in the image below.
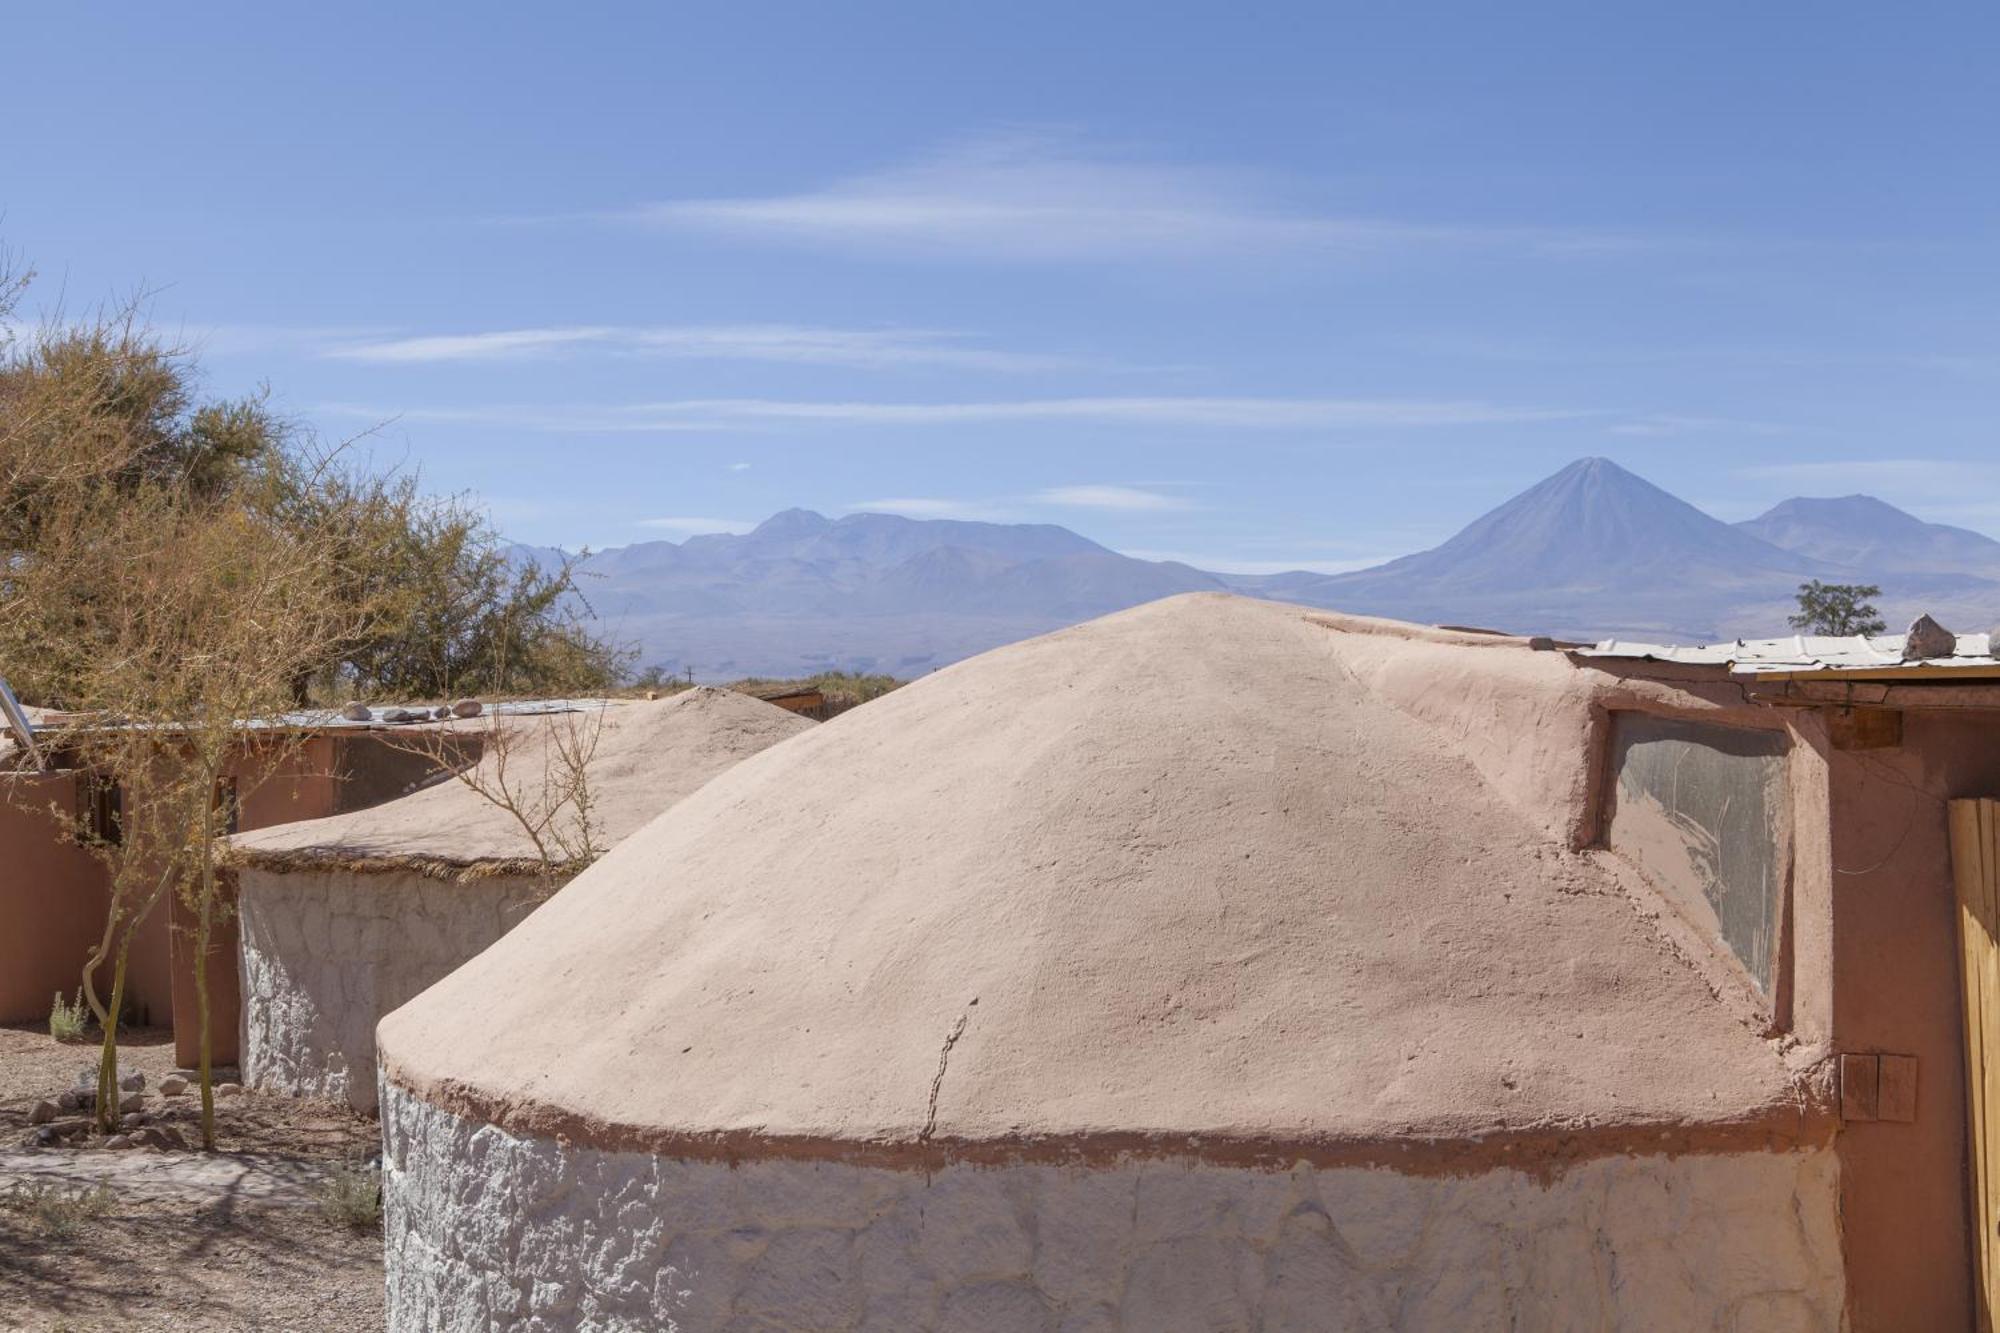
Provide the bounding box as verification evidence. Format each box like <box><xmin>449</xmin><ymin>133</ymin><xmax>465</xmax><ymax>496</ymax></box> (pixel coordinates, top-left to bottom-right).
<box><xmin>0</xmin><ymin>1023</ymin><xmax>385</xmax><ymax>1331</ymax></box>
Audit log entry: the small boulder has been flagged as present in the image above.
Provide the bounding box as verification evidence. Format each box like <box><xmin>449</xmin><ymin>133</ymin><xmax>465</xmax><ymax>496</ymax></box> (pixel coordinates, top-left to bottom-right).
<box><xmin>433</xmin><ymin>705</ymin><xmax>453</xmax><ymax>720</ymax></box>
<box><xmin>1904</xmin><ymin>613</ymin><xmax>1959</xmax><ymax>662</ymax></box>
<box><xmin>452</xmin><ymin>698</ymin><xmax>482</xmax><ymax>718</ymax></box>
<box><xmin>119</xmin><ymin>1070</ymin><xmax>145</xmax><ymax>1093</ymax></box>
<box><xmin>216</xmin><ymin>1082</ymin><xmax>243</xmax><ymax>1098</ymax></box>
<box><xmin>28</xmin><ymin>1126</ymin><xmax>59</xmax><ymax>1148</ymax></box>
<box><xmin>158</xmin><ymin>1075</ymin><xmax>188</xmax><ymax>1097</ymax></box>
<box><xmin>340</xmin><ymin>702</ymin><xmax>373</xmax><ymax>723</ymax></box>
<box><xmin>117</xmin><ymin>1092</ymin><xmax>144</xmax><ymax>1114</ymax></box>
<box><xmin>57</xmin><ymin>1087</ymin><xmax>93</xmax><ymax>1112</ymax></box>
<box><xmin>138</xmin><ymin>1125</ymin><xmax>187</xmax><ymax>1150</ymax></box>
<box><xmin>102</xmin><ymin>1134</ymin><xmax>133</xmax><ymax>1150</ymax></box>
<box><xmin>28</xmin><ymin>1100</ymin><xmax>57</xmax><ymax>1125</ymax></box>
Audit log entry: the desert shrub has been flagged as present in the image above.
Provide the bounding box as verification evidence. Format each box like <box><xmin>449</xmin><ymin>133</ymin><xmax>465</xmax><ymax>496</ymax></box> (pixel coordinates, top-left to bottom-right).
<box><xmin>317</xmin><ymin>1161</ymin><xmax>381</xmax><ymax>1229</ymax></box>
<box><xmin>48</xmin><ymin>990</ymin><xmax>89</xmax><ymax>1043</ymax></box>
<box><xmin>2</xmin><ymin>1181</ymin><xmax>115</xmax><ymax>1239</ymax></box>
<box><xmin>729</xmin><ymin>670</ymin><xmax>904</xmax><ymax>715</ymax></box>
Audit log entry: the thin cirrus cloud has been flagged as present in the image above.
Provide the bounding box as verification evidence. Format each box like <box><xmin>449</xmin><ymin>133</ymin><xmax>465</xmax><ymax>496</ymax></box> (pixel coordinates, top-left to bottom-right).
<box><xmin>845</xmin><ymin>497</ymin><xmax>1014</xmax><ymax>520</ymax></box>
<box><xmin>849</xmin><ymin>488</ymin><xmax>1190</xmax><ymax>520</ymax></box>
<box><xmin>1609</xmin><ymin>413</ymin><xmax>1795</xmax><ymax>439</ymax></box>
<box><xmin>635</xmin><ymin>516</ymin><xmax>759</xmax><ymax>535</ymax></box>
<box><xmin>1035</xmin><ymin>485</ymin><xmax>1191</xmax><ymax>512</ymax></box>
<box><xmin>320</xmin><ymin>324</ymin><xmax>1084</xmax><ymax>373</ymax></box>
<box><xmin>603</xmin><ymin>134</ymin><xmax>1641</xmax><ymax>263</ymax></box>
<box><xmin>1117</xmin><ymin>548</ymin><xmax>1394</xmax><ymax>576</ymax></box>
<box><xmin>317</xmin><ymin>395</ymin><xmax>1585</xmax><ymax>433</ymax></box>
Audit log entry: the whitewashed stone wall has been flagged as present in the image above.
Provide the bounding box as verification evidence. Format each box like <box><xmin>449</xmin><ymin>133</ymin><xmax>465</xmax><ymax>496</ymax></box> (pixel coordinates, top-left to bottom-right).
<box><xmin>381</xmin><ymin>1085</ymin><xmax>1846</xmax><ymax>1332</ymax></box>
<box><xmin>240</xmin><ymin>869</ymin><xmax>543</xmax><ymax>1113</ymax></box>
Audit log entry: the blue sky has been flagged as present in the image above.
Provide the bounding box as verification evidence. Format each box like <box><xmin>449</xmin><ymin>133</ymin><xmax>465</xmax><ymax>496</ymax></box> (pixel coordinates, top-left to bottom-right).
<box><xmin>5</xmin><ymin>4</ymin><xmax>1995</xmax><ymax>571</ymax></box>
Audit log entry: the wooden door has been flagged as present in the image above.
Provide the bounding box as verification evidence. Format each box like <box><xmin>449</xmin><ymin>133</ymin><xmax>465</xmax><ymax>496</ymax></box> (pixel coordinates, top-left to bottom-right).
<box><xmin>1951</xmin><ymin>798</ymin><xmax>2000</xmax><ymax>1330</ymax></box>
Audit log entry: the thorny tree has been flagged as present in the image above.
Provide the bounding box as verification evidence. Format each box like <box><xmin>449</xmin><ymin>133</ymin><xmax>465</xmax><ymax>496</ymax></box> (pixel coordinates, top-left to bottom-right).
<box><xmin>21</xmin><ymin>462</ymin><xmax>365</xmax><ymax>1146</ymax></box>
<box><xmin>384</xmin><ymin>695</ymin><xmax>610</xmax><ymax>899</ymax></box>
<box><xmin>0</xmin><ymin>250</ymin><xmax>626</xmax><ymax>1144</ymax></box>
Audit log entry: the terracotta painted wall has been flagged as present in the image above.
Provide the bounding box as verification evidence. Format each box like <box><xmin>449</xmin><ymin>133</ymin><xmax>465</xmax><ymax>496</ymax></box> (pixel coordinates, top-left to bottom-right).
<box><xmin>122</xmin><ymin>889</ymin><xmax>175</xmax><ymax>1027</ymax></box>
<box><xmin>167</xmin><ymin>733</ymin><xmax>461</xmax><ymax>1065</ymax></box>
<box><xmin>0</xmin><ymin>773</ymin><xmax>107</xmax><ymax>1024</ymax></box>
<box><xmin>171</xmin><ymin>735</ymin><xmax>339</xmax><ymax>1067</ymax></box>
<box><xmin>1824</xmin><ymin>709</ymin><xmax>2000</xmax><ymax>1331</ymax></box>
<box><xmin>331</xmin><ymin>733</ymin><xmax>470</xmax><ymax>815</ymax></box>
<box><xmin>10</xmin><ymin>732</ymin><xmax>456</xmax><ymax>1052</ymax></box>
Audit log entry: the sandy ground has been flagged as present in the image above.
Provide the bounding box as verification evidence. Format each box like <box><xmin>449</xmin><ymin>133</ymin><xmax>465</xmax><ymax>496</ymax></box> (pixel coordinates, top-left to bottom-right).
<box><xmin>0</xmin><ymin>1024</ymin><xmax>384</xmax><ymax>1331</ymax></box>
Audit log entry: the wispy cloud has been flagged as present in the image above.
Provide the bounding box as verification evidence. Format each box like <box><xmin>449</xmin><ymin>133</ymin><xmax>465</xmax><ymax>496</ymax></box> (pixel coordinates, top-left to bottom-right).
<box><xmin>636</xmin><ymin>516</ymin><xmax>758</xmax><ymax>535</ymax></box>
<box><xmin>102</xmin><ymin>321</ymin><xmax>397</xmax><ymax>360</ymax></box>
<box><xmin>1118</xmin><ymin>548</ymin><xmax>1393</xmax><ymax>576</ymax></box>
<box><xmin>321</xmin><ymin>323</ymin><xmax>1084</xmax><ymax>372</ymax></box>
<box><xmin>1035</xmin><ymin>484</ymin><xmax>1192</xmax><ymax>512</ymax></box>
<box><xmin>318</xmin><ymin>395</ymin><xmax>1585</xmax><ymax>434</ymax></box>
<box><xmin>727</xmin><ymin>460</ymin><xmax>753</xmax><ymax>472</ymax></box>
<box><xmin>327</xmin><ymin>327</ymin><xmax>612</xmax><ymax>364</ymax></box>
<box><xmin>1608</xmin><ymin>413</ymin><xmax>1795</xmax><ymax>438</ymax></box>
<box><xmin>600</xmin><ymin>134</ymin><xmax>1641</xmax><ymax>264</ymax></box>
<box><xmin>846</xmin><ymin>497</ymin><xmax>1013</xmax><ymax>520</ymax></box>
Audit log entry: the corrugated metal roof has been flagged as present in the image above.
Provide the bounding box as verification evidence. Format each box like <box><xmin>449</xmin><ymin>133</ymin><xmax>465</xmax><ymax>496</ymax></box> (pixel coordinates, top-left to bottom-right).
<box><xmin>25</xmin><ymin>698</ymin><xmax>609</xmax><ymax>736</ymax></box>
<box><xmin>262</xmin><ymin>698</ymin><xmax>608</xmax><ymax>730</ymax></box>
<box><xmin>1575</xmin><ymin>631</ymin><xmax>2000</xmax><ymax>678</ymax></box>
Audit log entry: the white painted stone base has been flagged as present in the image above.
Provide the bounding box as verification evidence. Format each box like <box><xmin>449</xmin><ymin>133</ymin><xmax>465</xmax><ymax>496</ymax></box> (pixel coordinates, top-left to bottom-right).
<box><xmin>380</xmin><ymin>1085</ymin><xmax>1846</xmax><ymax>1332</ymax></box>
<box><xmin>239</xmin><ymin>869</ymin><xmax>544</xmax><ymax>1113</ymax></box>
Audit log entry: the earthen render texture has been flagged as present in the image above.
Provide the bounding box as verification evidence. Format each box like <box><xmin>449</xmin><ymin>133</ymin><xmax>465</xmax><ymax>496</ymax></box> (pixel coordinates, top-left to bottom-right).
<box><xmin>376</xmin><ymin>595</ymin><xmax>1854</xmax><ymax>1329</ymax></box>
<box><xmin>235</xmin><ymin>689</ymin><xmax>814</xmax><ymax>1112</ymax></box>
<box><xmin>381</xmin><ymin>596</ymin><xmax>1812</xmax><ymax>1147</ymax></box>
<box><xmin>383</xmin><ymin>1086</ymin><xmax>1845</xmax><ymax>1332</ymax></box>
<box><xmin>233</xmin><ymin>688</ymin><xmax>815</xmax><ymax>874</ymax></box>
<box><xmin>240</xmin><ymin>867</ymin><xmax>541</xmax><ymax>1113</ymax></box>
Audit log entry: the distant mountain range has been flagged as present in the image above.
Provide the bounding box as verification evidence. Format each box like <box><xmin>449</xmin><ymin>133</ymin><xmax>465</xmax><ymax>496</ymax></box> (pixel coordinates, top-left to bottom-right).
<box><xmin>535</xmin><ymin>458</ymin><xmax>2000</xmax><ymax>678</ymax></box>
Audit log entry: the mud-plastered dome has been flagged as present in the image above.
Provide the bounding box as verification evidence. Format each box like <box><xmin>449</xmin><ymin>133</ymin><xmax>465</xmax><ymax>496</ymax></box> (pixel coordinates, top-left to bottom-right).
<box><xmin>377</xmin><ymin>595</ymin><xmax>1842</xmax><ymax>1331</ymax></box>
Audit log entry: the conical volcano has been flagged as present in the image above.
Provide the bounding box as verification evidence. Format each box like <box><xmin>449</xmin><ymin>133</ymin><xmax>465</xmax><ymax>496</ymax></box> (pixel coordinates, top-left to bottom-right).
<box><xmin>1285</xmin><ymin>458</ymin><xmax>1830</xmax><ymax>639</ymax></box>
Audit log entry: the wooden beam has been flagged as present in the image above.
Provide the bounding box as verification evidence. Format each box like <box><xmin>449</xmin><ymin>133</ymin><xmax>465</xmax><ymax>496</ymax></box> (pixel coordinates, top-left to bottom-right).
<box><xmin>1746</xmin><ymin>664</ymin><xmax>2000</xmax><ymax>683</ymax></box>
<box><xmin>1951</xmin><ymin>798</ymin><xmax>2000</xmax><ymax>1330</ymax></box>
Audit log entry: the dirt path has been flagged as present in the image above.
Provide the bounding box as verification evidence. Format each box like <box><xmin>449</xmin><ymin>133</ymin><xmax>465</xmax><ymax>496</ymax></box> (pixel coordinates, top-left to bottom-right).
<box><xmin>0</xmin><ymin>1149</ymin><xmax>330</xmax><ymax>1208</ymax></box>
<box><xmin>0</xmin><ymin>1183</ymin><xmax>384</xmax><ymax>1332</ymax></box>
<box><xmin>0</xmin><ymin>1024</ymin><xmax>385</xmax><ymax>1331</ymax></box>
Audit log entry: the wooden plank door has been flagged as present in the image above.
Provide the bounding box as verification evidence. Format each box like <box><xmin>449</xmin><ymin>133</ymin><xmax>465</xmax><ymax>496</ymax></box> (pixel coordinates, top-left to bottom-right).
<box><xmin>1952</xmin><ymin>798</ymin><xmax>2000</xmax><ymax>1330</ymax></box>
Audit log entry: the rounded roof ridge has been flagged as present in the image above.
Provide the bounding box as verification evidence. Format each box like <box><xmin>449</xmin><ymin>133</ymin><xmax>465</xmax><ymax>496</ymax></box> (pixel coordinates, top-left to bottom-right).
<box><xmin>380</xmin><ymin>594</ymin><xmax>1804</xmax><ymax>1158</ymax></box>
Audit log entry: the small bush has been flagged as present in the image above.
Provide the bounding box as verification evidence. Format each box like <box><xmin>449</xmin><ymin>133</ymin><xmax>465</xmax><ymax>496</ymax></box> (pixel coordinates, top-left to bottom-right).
<box><xmin>2</xmin><ymin>1181</ymin><xmax>115</xmax><ymax>1239</ymax></box>
<box><xmin>47</xmin><ymin>990</ymin><xmax>89</xmax><ymax>1043</ymax></box>
<box><xmin>317</xmin><ymin>1161</ymin><xmax>381</xmax><ymax>1229</ymax></box>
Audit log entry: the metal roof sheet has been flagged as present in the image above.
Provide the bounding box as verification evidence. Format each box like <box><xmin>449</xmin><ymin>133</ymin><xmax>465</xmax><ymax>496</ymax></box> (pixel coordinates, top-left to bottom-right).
<box><xmin>1575</xmin><ymin>631</ymin><xmax>2000</xmax><ymax>677</ymax></box>
<box><xmin>24</xmin><ymin>697</ymin><xmax>609</xmax><ymax>736</ymax></box>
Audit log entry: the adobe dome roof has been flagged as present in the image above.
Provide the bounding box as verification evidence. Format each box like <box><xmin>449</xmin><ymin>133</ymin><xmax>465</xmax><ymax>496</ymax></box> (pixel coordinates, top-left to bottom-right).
<box><xmin>230</xmin><ymin>688</ymin><xmax>813</xmax><ymax>875</ymax></box>
<box><xmin>380</xmin><ymin>595</ymin><xmax>1815</xmax><ymax>1168</ymax></box>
